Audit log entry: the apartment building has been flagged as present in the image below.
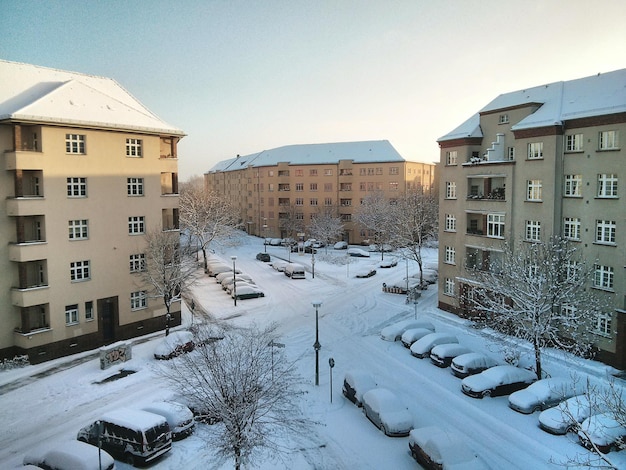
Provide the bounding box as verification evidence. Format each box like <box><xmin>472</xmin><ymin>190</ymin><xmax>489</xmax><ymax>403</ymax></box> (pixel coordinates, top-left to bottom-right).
<box><xmin>204</xmin><ymin>141</ymin><xmax>436</xmax><ymax>245</ymax></box>
<box><xmin>0</xmin><ymin>60</ymin><xmax>185</xmax><ymax>363</ymax></box>
<box><xmin>437</xmin><ymin>69</ymin><xmax>626</xmax><ymax>368</ymax></box>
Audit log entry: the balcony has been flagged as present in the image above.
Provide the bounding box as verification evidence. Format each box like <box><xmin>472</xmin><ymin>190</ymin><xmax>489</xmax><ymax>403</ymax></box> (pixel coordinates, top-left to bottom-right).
<box><xmin>12</xmin><ymin>285</ymin><xmax>50</xmax><ymax>308</ymax></box>
<box><xmin>6</xmin><ymin>197</ymin><xmax>45</xmax><ymax>217</ymax></box>
<box><xmin>9</xmin><ymin>242</ymin><xmax>48</xmax><ymax>262</ymax></box>
<box><xmin>467</xmin><ymin>176</ymin><xmax>506</xmax><ymax>201</ymax></box>
<box><xmin>5</xmin><ymin>151</ymin><xmax>43</xmax><ymax>171</ymax></box>
<box><xmin>466</xmin><ymin>247</ymin><xmax>502</xmax><ymax>273</ymax></box>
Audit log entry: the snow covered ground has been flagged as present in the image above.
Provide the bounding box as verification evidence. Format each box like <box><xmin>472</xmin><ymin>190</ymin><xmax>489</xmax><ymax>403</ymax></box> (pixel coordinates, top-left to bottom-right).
<box><xmin>1</xmin><ymin>235</ymin><xmax>625</xmax><ymax>469</ymax></box>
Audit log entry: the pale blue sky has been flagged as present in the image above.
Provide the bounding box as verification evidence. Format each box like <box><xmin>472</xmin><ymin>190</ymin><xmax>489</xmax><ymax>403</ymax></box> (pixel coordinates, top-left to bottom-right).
<box><xmin>2</xmin><ymin>0</ymin><xmax>625</xmax><ymax>178</ymax></box>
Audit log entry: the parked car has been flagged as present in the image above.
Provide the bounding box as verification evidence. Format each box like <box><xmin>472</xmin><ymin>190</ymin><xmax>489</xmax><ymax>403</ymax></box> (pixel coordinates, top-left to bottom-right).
<box><xmin>342</xmin><ymin>370</ymin><xmax>377</xmax><ymax>407</ymax></box>
<box><xmin>508</xmin><ymin>377</ymin><xmax>581</xmax><ymax>414</ymax></box>
<box><xmin>429</xmin><ymin>344</ymin><xmax>472</xmax><ymax>368</ymax></box>
<box><xmin>379</xmin><ymin>259</ymin><xmax>398</xmax><ymax>268</ymax></box>
<box><xmin>451</xmin><ymin>352</ymin><xmax>499</xmax><ymax>379</ymax></box>
<box><xmin>232</xmin><ymin>284</ymin><xmax>265</xmax><ymax>300</ymax></box>
<box><xmin>333</xmin><ymin>241</ymin><xmax>348</xmax><ymax>250</ymax></box>
<box><xmin>408</xmin><ymin>426</ymin><xmax>489</xmax><ymax>470</ymax></box>
<box><xmin>225</xmin><ymin>280</ymin><xmax>256</xmax><ymax>295</ymax></box>
<box><xmin>284</xmin><ymin>263</ymin><xmax>306</xmax><ymax>279</ymax></box>
<box><xmin>216</xmin><ymin>271</ymin><xmax>252</xmax><ymax>284</ymax></box>
<box><xmin>347</xmin><ymin>247</ymin><xmax>370</xmax><ymax>258</ymax></box>
<box><xmin>256</xmin><ymin>252</ymin><xmax>271</xmax><ymax>262</ymax></box>
<box><xmin>77</xmin><ymin>408</ymin><xmax>172</xmax><ymax>466</ymax></box>
<box><xmin>23</xmin><ymin>440</ymin><xmax>116</xmax><ymax>470</ymax></box>
<box><xmin>271</xmin><ymin>260</ymin><xmax>288</xmax><ymax>272</ymax></box>
<box><xmin>578</xmin><ymin>413</ymin><xmax>626</xmax><ymax>453</ymax></box>
<box><xmin>209</xmin><ymin>264</ymin><xmax>241</xmax><ymax>277</ymax></box>
<box><xmin>141</xmin><ymin>401</ymin><xmax>195</xmax><ymax>440</ymax></box>
<box><xmin>221</xmin><ymin>275</ymin><xmax>255</xmax><ymax>290</ymax></box>
<box><xmin>410</xmin><ymin>333</ymin><xmax>458</xmax><ymax>359</ymax></box>
<box><xmin>380</xmin><ymin>319</ymin><xmax>435</xmax><ymax>342</ymax></box>
<box><xmin>355</xmin><ymin>267</ymin><xmax>377</xmax><ymax>278</ymax></box>
<box><xmin>539</xmin><ymin>394</ymin><xmax>606</xmax><ymax>435</ymax></box>
<box><xmin>269</xmin><ymin>238</ymin><xmax>283</xmax><ymax>246</ymax></box>
<box><xmin>154</xmin><ymin>331</ymin><xmax>195</xmax><ymax>360</ymax></box>
<box><xmin>461</xmin><ymin>365</ymin><xmax>537</xmax><ymax>398</ymax></box>
<box><xmin>362</xmin><ymin>388</ymin><xmax>413</xmax><ymax>437</ymax></box>
<box><xmin>368</xmin><ymin>244</ymin><xmax>393</xmax><ymax>252</ymax></box>
<box><xmin>401</xmin><ymin>327</ymin><xmax>435</xmax><ymax>348</ymax></box>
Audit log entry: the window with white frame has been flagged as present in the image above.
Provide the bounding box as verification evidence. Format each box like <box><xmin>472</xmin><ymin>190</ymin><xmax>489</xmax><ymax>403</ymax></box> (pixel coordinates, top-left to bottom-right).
<box><xmin>127</xmin><ymin>177</ymin><xmax>144</xmax><ymax>196</ymax></box>
<box><xmin>85</xmin><ymin>301</ymin><xmax>94</xmax><ymax>321</ymax></box>
<box><xmin>65</xmin><ymin>134</ymin><xmax>86</xmax><ymax>154</ymax></box>
<box><xmin>295</xmin><ymin>212</ymin><xmax>304</xmax><ymax>220</ymax></box>
<box><xmin>498</xmin><ymin>114</ymin><xmax>509</xmax><ymax>124</ymax></box>
<box><xmin>596</xmin><ymin>220</ymin><xmax>616</xmax><ymax>244</ymax></box>
<box><xmin>445</xmin><ymin>246</ymin><xmax>456</xmax><ymax>264</ymax></box>
<box><xmin>389</xmin><ymin>167</ymin><xmax>399</xmax><ymax>175</ymax></box>
<box><xmin>70</xmin><ymin>260</ymin><xmax>90</xmax><ymax>281</ymax></box>
<box><xmin>563</xmin><ymin>217</ymin><xmax>581</xmax><ymax>241</ymax></box>
<box><xmin>527</xmin><ymin>142</ymin><xmax>543</xmax><ymax>159</ymax></box>
<box><xmin>67</xmin><ymin>177</ymin><xmax>87</xmax><ymax>197</ymax></box>
<box><xmin>599</xmin><ymin>130</ymin><xmax>618</xmax><ymax>150</ymax></box>
<box><xmin>507</xmin><ymin>147</ymin><xmax>515</xmax><ymax>160</ymax></box>
<box><xmin>446</xmin><ymin>151</ymin><xmax>457</xmax><ymax>165</ymax></box>
<box><xmin>65</xmin><ymin>304</ymin><xmax>79</xmax><ymax>325</ymax></box>
<box><xmin>444</xmin><ymin>278</ymin><xmax>455</xmax><ymax>296</ymax></box>
<box><xmin>324</xmin><ymin>183</ymin><xmax>332</xmax><ymax>192</ymax></box>
<box><xmin>131</xmin><ymin>291</ymin><xmax>147</xmax><ymax>310</ymax></box>
<box><xmin>565</xmin><ymin>133</ymin><xmax>583</xmax><ymax>152</ymax></box>
<box><xmin>564</xmin><ymin>174</ymin><xmax>582</xmax><ymax>197</ymax></box>
<box><xmin>126</xmin><ymin>138</ymin><xmax>142</xmax><ymax>157</ymax></box>
<box><xmin>593</xmin><ymin>264</ymin><xmax>614</xmax><ymax>290</ymax></box>
<box><xmin>68</xmin><ymin>219</ymin><xmax>88</xmax><ymax>240</ymax></box>
<box><xmin>445</xmin><ymin>182</ymin><xmax>457</xmax><ymax>199</ymax></box>
<box><xmin>565</xmin><ymin>260</ymin><xmax>580</xmax><ymax>283</ymax></box>
<box><xmin>310</xmin><ymin>198</ymin><xmax>318</xmax><ymax>206</ymax></box>
<box><xmin>295</xmin><ymin>183</ymin><xmax>303</xmax><ymax>191</ymax></box>
<box><xmin>597</xmin><ymin>174</ymin><xmax>618</xmax><ymax>197</ymax></box>
<box><xmin>309</xmin><ymin>169</ymin><xmax>318</xmax><ymax>176</ymax></box>
<box><xmin>129</xmin><ymin>254</ymin><xmax>145</xmax><ymax>272</ymax></box>
<box><xmin>294</xmin><ymin>169</ymin><xmax>303</xmax><ymax>177</ymax></box>
<box><xmin>324</xmin><ymin>169</ymin><xmax>333</xmax><ymax>176</ymax></box>
<box><xmin>525</xmin><ymin>220</ymin><xmax>541</xmax><ymax>241</ymax></box>
<box><xmin>310</xmin><ymin>183</ymin><xmax>317</xmax><ymax>191</ymax></box>
<box><xmin>325</xmin><ymin>197</ymin><xmax>333</xmax><ymax>206</ymax></box>
<box><xmin>596</xmin><ymin>312</ymin><xmax>612</xmax><ymax>336</ymax></box>
<box><xmin>487</xmin><ymin>213</ymin><xmax>505</xmax><ymax>238</ymax></box>
<box><xmin>295</xmin><ymin>198</ymin><xmax>303</xmax><ymax>206</ymax></box>
<box><xmin>389</xmin><ymin>182</ymin><xmax>399</xmax><ymax>191</ymax></box>
<box><xmin>445</xmin><ymin>214</ymin><xmax>456</xmax><ymax>232</ymax></box>
<box><xmin>527</xmin><ymin>180</ymin><xmax>543</xmax><ymax>201</ymax></box>
<box><xmin>128</xmin><ymin>216</ymin><xmax>145</xmax><ymax>234</ymax></box>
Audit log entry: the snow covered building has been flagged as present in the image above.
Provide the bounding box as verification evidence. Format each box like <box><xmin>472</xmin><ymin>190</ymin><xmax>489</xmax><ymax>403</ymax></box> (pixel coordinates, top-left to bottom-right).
<box><xmin>437</xmin><ymin>69</ymin><xmax>626</xmax><ymax>368</ymax></box>
<box><xmin>204</xmin><ymin>141</ymin><xmax>436</xmax><ymax>245</ymax></box>
<box><xmin>0</xmin><ymin>60</ymin><xmax>185</xmax><ymax>363</ymax></box>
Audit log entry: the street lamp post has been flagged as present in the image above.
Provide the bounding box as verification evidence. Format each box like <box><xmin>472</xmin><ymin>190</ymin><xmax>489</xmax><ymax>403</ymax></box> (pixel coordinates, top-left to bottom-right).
<box><xmin>263</xmin><ymin>218</ymin><xmax>268</xmax><ymax>253</ymax></box>
<box><xmin>231</xmin><ymin>256</ymin><xmax>237</xmax><ymax>307</ymax></box>
<box><xmin>312</xmin><ymin>301</ymin><xmax>322</xmax><ymax>386</ymax></box>
<box><xmin>311</xmin><ymin>249</ymin><xmax>316</xmax><ymax>279</ymax></box>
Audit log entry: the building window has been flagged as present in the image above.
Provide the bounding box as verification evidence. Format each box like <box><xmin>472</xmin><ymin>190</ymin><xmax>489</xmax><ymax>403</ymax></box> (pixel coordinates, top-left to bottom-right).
<box><xmin>594</xmin><ymin>264</ymin><xmax>614</xmax><ymax>290</ymax></box>
<box><xmin>599</xmin><ymin>130</ymin><xmax>618</xmax><ymax>150</ymax></box>
<box><xmin>564</xmin><ymin>174</ymin><xmax>582</xmax><ymax>197</ymax></box>
<box><xmin>67</xmin><ymin>177</ymin><xmax>87</xmax><ymax>197</ymax></box>
<box><xmin>444</xmin><ymin>246</ymin><xmax>455</xmax><ymax>264</ymax></box>
<box><xmin>294</xmin><ymin>169</ymin><xmax>303</xmax><ymax>177</ymax></box>
<box><xmin>487</xmin><ymin>213</ymin><xmax>505</xmax><ymax>238</ymax></box>
<box><xmin>131</xmin><ymin>291</ymin><xmax>147</xmax><ymax>310</ymax></box>
<box><xmin>309</xmin><ymin>169</ymin><xmax>318</xmax><ymax>176</ymax></box>
<box><xmin>507</xmin><ymin>147</ymin><xmax>515</xmax><ymax>160</ymax></box>
<box><xmin>359</xmin><ymin>168</ymin><xmax>367</xmax><ymax>176</ymax></box>
<box><xmin>498</xmin><ymin>114</ymin><xmax>509</xmax><ymax>124</ymax></box>
<box><xmin>597</xmin><ymin>174</ymin><xmax>618</xmax><ymax>198</ymax></box>
<box><xmin>310</xmin><ymin>198</ymin><xmax>318</xmax><ymax>206</ymax></box>
<box><xmin>596</xmin><ymin>312</ymin><xmax>612</xmax><ymax>336</ymax></box>
<box><xmin>295</xmin><ymin>212</ymin><xmax>304</xmax><ymax>220</ymax></box>
<box><xmin>527</xmin><ymin>142</ymin><xmax>543</xmax><ymax>159</ymax></box>
<box><xmin>324</xmin><ymin>169</ymin><xmax>333</xmax><ymax>176</ymax></box>
<box><xmin>65</xmin><ymin>304</ymin><xmax>79</xmax><ymax>325</ymax></box>
<box><xmin>527</xmin><ymin>180</ymin><xmax>543</xmax><ymax>201</ymax></box>
<box><xmin>525</xmin><ymin>220</ymin><xmax>541</xmax><ymax>241</ymax></box>
<box><xmin>65</xmin><ymin>134</ymin><xmax>86</xmax><ymax>154</ymax></box>
<box><xmin>375</xmin><ymin>168</ymin><xmax>383</xmax><ymax>175</ymax></box>
<box><xmin>444</xmin><ymin>278</ymin><xmax>455</xmax><ymax>296</ymax></box>
<box><xmin>85</xmin><ymin>301</ymin><xmax>94</xmax><ymax>321</ymax></box>
<box><xmin>563</xmin><ymin>217</ymin><xmax>581</xmax><ymax>241</ymax></box>
<box><xmin>126</xmin><ymin>138</ymin><xmax>142</xmax><ymax>157</ymax></box>
<box><xmin>445</xmin><ymin>214</ymin><xmax>456</xmax><ymax>232</ymax></box>
<box><xmin>389</xmin><ymin>166</ymin><xmax>399</xmax><ymax>175</ymax></box>
<box><xmin>596</xmin><ymin>220</ymin><xmax>616</xmax><ymax>244</ymax></box>
<box><xmin>340</xmin><ymin>213</ymin><xmax>352</xmax><ymax>222</ymax></box>
<box><xmin>68</xmin><ymin>219</ymin><xmax>89</xmax><ymax>240</ymax></box>
<box><xmin>340</xmin><ymin>198</ymin><xmax>352</xmax><ymax>207</ymax></box>
<box><xmin>565</xmin><ymin>260</ymin><xmax>580</xmax><ymax>283</ymax></box>
<box><xmin>389</xmin><ymin>182</ymin><xmax>399</xmax><ymax>191</ymax></box>
<box><xmin>127</xmin><ymin>177</ymin><xmax>144</xmax><ymax>196</ymax></box>
<box><xmin>324</xmin><ymin>197</ymin><xmax>333</xmax><ymax>206</ymax></box>
<box><xmin>445</xmin><ymin>182</ymin><xmax>457</xmax><ymax>199</ymax></box>
<box><xmin>128</xmin><ymin>216</ymin><xmax>145</xmax><ymax>234</ymax></box>
<box><xmin>278</xmin><ymin>170</ymin><xmax>290</xmax><ymax>177</ymax></box>
<box><xmin>129</xmin><ymin>253</ymin><xmax>146</xmax><ymax>272</ymax></box>
<box><xmin>70</xmin><ymin>260</ymin><xmax>90</xmax><ymax>281</ymax></box>
<box><xmin>446</xmin><ymin>151</ymin><xmax>457</xmax><ymax>165</ymax></box>
<box><xmin>295</xmin><ymin>198</ymin><xmax>303</xmax><ymax>206</ymax></box>
<box><xmin>295</xmin><ymin>183</ymin><xmax>303</xmax><ymax>191</ymax></box>
<box><xmin>565</xmin><ymin>134</ymin><xmax>583</xmax><ymax>152</ymax></box>
<box><xmin>324</xmin><ymin>183</ymin><xmax>333</xmax><ymax>192</ymax></box>
<box><xmin>310</xmin><ymin>183</ymin><xmax>318</xmax><ymax>191</ymax></box>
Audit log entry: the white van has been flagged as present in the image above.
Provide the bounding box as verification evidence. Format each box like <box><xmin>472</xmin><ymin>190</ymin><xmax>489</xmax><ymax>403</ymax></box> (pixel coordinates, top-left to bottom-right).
<box><xmin>141</xmin><ymin>401</ymin><xmax>195</xmax><ymax>440</ymax></box>
<box><xmin>284</xmin><ymin>263</ymin><xmax>306</xmax><ymax>279</ymax></box>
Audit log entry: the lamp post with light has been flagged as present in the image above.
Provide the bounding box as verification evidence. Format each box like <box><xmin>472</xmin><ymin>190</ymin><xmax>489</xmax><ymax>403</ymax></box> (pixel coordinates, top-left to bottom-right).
<box><xmin>231</xmin><ymin>256</ymin><xmax>237</xmax><ymax>307</ymax></box>
<box><xmin>263</xmin><ymin>218</ymin><xmax>268</xmax><ymax>253</ymax></box>
<box><xmin>312</xmin><ymin>301</ymin><xmax>322</xmax><ymax>386</ymax></box>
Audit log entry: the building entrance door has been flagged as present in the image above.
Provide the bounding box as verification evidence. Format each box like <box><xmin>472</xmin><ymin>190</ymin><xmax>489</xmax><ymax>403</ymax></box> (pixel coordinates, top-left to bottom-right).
<box><xmin>98</xmin><ymin>296</ymin><xmax>118</xmax><ymax>343</ymax></box>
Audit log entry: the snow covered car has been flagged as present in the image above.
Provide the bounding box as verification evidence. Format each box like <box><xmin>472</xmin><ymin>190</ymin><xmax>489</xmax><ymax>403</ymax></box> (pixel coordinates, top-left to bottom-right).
<box><xmin>538</xmin><ymin>394</ymin><xmax>606</xmax><ymax>435</ymax></box>
<box><xmin>451</xmin><ymin>352</ymin><xmax>499</xmax><ymax>379</ymax></box>
<box><xmin>429</xmin><ymin>344</ymin><xmax>472</xmax><ymax>368</ymax></box>
<box><xmin>23</xmin><ymin>440</ymin><xmax>116</xmax><ymax>470</ymax></box>
<box><xmin>209</xmin><ymin>264</ymin><xmax>241</xmax><ymax>277</ymax></box>
<box><xmin>216</xmin><ymin>271</ymin><xmax>252</xmax><ymax>284</ymax></box>
<box><xmin>408</xmin><ymin>426</ymin><xmax>489</xmax><ymax>470</ymax></box>
<box><xmin>355</xmin><ymin>267</ymin><xmax>377</xmax><ymax>278</ymax></box>
<box><xmin>342</xmin><ymin>370</ymin><xmax>377</xmax><ymax>407</ymax></box>
<box><xmin>401</xmin><ymin>327</ymin><xmax>435</xmax><ymax>348</ymax></box>
<box><xmin>221</xmin><ymin>275</ymin><xmax>255</xmax><ymax>290</ymax></box>
<box><xmin>380</xmin><ymin>319</ymin><xmax>435</xmax><ymax>342</ymax></box>
<box><xmin>410</xmin><ymin>333</ymin><xmax>458</xmax><ymax>359</ymax></box>
<box><xmin>578</xmin><ymin>412</ymin><xmax>626</xmax><ymax>453</ymax></box>
<box><xmin>347</xmin><ymin>247</ymin><xmax>370</xmax><ymax>257</ymax></box>
<box><xmin>461</xmin><ymin>365</ymin><xmax>536</xmax><ymax>399</ymax></box>
<box><xmin>271</xmin><ymin>260</ymin><xmax>288</xmax><ymax>272</ymax></box>
<box><xmin>508</xmin><ymin>377</ymin><xmax>581</xmax><ymax>414</ymax></box>
<box><xmin>154</xmin><ymin>331</ymin><xmax>195</xmax><ymax>360</ymax></box>
<box><xmin>379</xmin><ymin>259</ymin><xmax>398</xmax><ymax>268</ymax></box>
<box><xmin>256</xmin><ymin>252</ymin><xmax>271</xmax><ymax>262</ymax></box>
<box><xmin>232</xmin><ymin>284</ymin><xmax>265</xmax><ymax>300</ymax></box>
<box><xmin>141</xmin><ymin>401</ymin><xmax>195</xmax><ymax>440</ymax></box>
<box><xmin>333</xmin><ymin>241</ymin><xmax>348</xmax><ymax>250</ymax></box>
<box><xmin>362</xmin><ymin>388</ymin><xmax>413</xmax><ymax>437</ymax></box>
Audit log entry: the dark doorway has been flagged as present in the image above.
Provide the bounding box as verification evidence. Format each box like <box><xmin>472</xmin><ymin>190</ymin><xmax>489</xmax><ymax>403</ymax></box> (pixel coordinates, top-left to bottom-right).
<box><xmin>98</xmin><ymin>296</ymin><xmax>118</xmax><ymax>343</ymax></box>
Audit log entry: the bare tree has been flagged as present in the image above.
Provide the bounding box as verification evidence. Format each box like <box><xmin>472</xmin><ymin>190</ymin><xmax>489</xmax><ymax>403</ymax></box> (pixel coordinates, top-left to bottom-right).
<box><xmin>465</xmin><ymin>236</ymin><xmax>609</xmax><ymax>380</ymax></box>
<box><xmin>308</xmin><ymin>206</ymin><xmax>344</xmax><ymax>253</ymax></box>
<box><xmin>161</xmin><ymin>323</ymin><xmax>314</xmax><ymax>470</ymax></box>
<box><xmin>278</xmin><ymin>204</ymin><xmax>305</xmax><ymax>261</ymax></box>
<box><xmin>179</xmin><ymin>184</ymin><xmax>241</xmax><ymax>271</ymax></box>
<box><xmin>354</xmin><ymin>191</ymin><xmax>395</xmax><ymax>260</ymax></box>
<box><xmin>391</xmin><ymin>189</ymin><xmax>438</xmax><ymax>286</ymax></box>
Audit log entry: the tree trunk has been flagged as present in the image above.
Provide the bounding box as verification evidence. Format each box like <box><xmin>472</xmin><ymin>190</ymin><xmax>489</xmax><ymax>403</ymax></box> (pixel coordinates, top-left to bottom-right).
<box><xmin>234</xmin><ymin>446</ymin><xmax>241</xmax><ymax>470</ymax></box>
<box><xmin>534</xmin><ymin>339</ymin><xmax>542</xmax><ymax>380</ymax></box>
<box><xmin>201</xmin><ymin>247</ymin><xmax>208</xmax><ymax>271</ymax></box>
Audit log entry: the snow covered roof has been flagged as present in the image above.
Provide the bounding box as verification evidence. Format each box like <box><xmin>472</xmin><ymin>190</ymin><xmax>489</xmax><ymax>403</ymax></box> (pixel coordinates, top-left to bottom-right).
<box><xmin>0</xmin><ymin>60</ymin><xmax>185</xmax><ymax>136</ymax></box>
<box><xmin>438</xmin><ymin>68</ymin><xmax>626</xmax><ymax>142</ymax></box>
<box><xmin>207</xmin><ymin>140</ymin><xmax>405</xmax><ymax>173</ymax></box>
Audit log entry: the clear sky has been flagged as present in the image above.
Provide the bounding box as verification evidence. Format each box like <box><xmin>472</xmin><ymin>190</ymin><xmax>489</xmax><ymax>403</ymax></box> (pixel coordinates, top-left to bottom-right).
<box><xmin>2</xmin><ymin>0</ymin><xmax>625</xmax><ymax>178</ymax></box>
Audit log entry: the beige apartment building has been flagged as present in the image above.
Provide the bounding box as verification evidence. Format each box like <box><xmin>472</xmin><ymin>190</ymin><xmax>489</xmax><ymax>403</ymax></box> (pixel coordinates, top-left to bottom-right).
<box><xmin>204</xmin><ymin>141</ymin><xmax>436</xmax><ymax>244</ymax></box>
<box><xmin>437</xmin><ymin>69</ymin><xmax>626</xmax><ymax>368</ymax></box>
<box><xmin>0</xmin><ymin>60</ymin><xmax>185</xmax><ymax>363</ymax></box>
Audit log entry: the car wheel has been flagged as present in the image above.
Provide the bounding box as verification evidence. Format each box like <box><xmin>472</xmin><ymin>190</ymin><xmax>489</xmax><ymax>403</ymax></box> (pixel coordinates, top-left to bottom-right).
<box><xmin>125</xmin><ymin>453</ymin><xmax>135</xmax><ymax>466</ymax></box>
<box><xmin>77</xmin><ymin>436</ymin><xmax>87</xmax><ymax>443</ymax></box>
